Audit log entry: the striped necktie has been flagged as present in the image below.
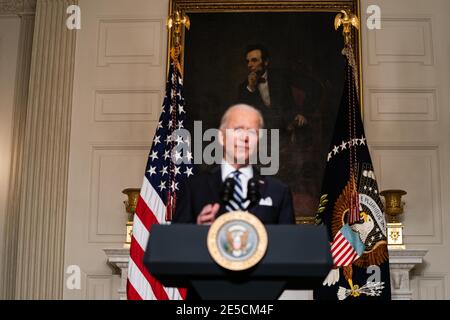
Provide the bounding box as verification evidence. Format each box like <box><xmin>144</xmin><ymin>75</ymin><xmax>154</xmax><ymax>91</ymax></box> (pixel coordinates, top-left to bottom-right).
<box><xmin>225</xmin><ymin>170</ymin><xmax>245</xmax><ymax>212</ymax></box>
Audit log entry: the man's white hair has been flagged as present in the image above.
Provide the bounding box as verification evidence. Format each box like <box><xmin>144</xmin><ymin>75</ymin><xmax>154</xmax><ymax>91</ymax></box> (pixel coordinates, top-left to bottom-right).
<box><xmin>219</xmin><ymin>103</ymin><xmax>264</xmax><ymax>130</ymax></box>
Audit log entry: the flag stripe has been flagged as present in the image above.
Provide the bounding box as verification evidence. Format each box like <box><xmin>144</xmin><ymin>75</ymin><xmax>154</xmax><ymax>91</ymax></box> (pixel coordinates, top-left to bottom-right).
<box><xmin>335</xmin><ymin>245</ymin><xmax>354</xmax><ymax>266</ymax></box>
<box><xmin>331</xmin><ymin>233</ymin><xmax>345</xmax><ymax>250</ymax></box>
<box><xmin>126</xmin><ymin>279</ymin><xmax>143</xmax><ymax>300</ymax></box>
<box><xmin>131</xmin><ymin>212</ymin><xmax>149</xmax><ymax>252</ymax></box>
<box><xmin>128</xmin><ymin>257</ymin><xmax>157</xmax><ymax>300</ymax></box>
<box><xmin>333</xmin><ymin>244</ymin><xmax>352</xmax><ymax>265</ymax></box>
<box><xmin>140</xmin><ymin>178</ymin><xmax>166</xmax><ymax>225</ymax></box>
<box><xmin>130</xmin><ymin>237</ymin><xmax>170</xmax><ymax>300</ymax></box>
<box><xmin>333</xmin><ymin>239</ymin><xmax>353</xmax><ymax>261</ymax></box>
<box><xmin>342</xmin><ymin>252</ymin><xmax>358</xmax><ymax>266</ymax></box>
<box><xmin>134</xmin><ymin>197</ymin><xmax>159</xmax><ymax>233</ymax></box>
<box><xmin>339</xmin><ymin>251</ymin><xmax>356</xmax><ymax>267</ymax></box>
<box><xmin>127</xmin><ymin>62</ymin><xmax>192</xmax><ymax>300</ymax></box>
<box><xmin>129</xmin><ymin>235</ymin><xmax>185</xmax><ymax>300</ymax></box>
<box><xmin>331</xmin><ymin>235</ymin><xmax>347</xmax><ymax>254</ymax></box>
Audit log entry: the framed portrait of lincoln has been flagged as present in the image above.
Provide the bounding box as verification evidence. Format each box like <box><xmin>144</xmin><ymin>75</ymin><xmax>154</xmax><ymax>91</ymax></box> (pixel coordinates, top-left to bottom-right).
<box><xmin>169</xmin><ymin>0</ymin><xmax>362</xmax><ymax>221</ymax></box>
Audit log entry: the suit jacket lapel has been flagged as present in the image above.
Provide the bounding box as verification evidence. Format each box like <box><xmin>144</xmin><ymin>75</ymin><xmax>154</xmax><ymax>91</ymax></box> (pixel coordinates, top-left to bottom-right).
<box><xmin>248</xmin><ymin>166</ymin><xmax>268</xmax><ymax>217</ymax></box>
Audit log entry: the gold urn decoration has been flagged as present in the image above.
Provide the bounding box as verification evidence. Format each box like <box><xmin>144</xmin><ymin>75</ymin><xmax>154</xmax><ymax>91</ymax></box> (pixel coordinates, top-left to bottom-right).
<box><xmin>122</xmin><ymin>188</ymin><xmax>141</xmax><ymax>244</ymax></box>
<box><xmin>380</xmin><ymin>189</ymin><xmax>407</xmax><ymax>249</ymax></box>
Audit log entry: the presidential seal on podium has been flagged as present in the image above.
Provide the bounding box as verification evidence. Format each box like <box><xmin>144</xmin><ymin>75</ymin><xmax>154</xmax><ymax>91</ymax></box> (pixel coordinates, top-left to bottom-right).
<box><xmin>207</xmin><ymin>211</ymin><xmax>268</xmax><ymax>271</ymax></box>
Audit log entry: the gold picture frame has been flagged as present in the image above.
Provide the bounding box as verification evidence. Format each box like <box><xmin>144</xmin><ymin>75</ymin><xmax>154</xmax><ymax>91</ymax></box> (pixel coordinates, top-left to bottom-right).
<box><xmin>168</xmin><ymin>0</ymin><xmax>363</xmax><ymax>220</ymax></box>
<box><xmin>168</xmin><ymin>0</ymin><xmax>362</xmax><ymax>86</ymax></box>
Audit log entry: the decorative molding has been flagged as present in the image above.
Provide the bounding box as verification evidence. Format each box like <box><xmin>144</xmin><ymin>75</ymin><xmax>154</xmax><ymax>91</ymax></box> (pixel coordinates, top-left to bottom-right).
<box><xmin>23</xmin><ymin>0</ymin><xmax>35</xmax><ymax>12</ymax></box>
<box><xmin>0</xmin><ymin>0</ymin><xmax>24</xmax><ymax>14</ymax></box>
<box><xmin>94</xmin><ymin>89</ymin><xmax>161</xmax><ymax>122</ymax></box>
<box><xmin>104</xmin><ymin>248</ymin><xmax>130</xmax><ymax>300</ymax></box>
<box><xmin>371</xmin><ymin>144</ymin><xmax>443</xmax><ymax>245</ymax></box>
<box><xmin>96</xmin><ymin>18</ymin><xmax>163</xmax><ymax>67</ymax></box>
<box><xmin>13</xmin><ymin>0</ymin><xmax>77</xmax><ymax>299</ymax></box>
<box><xmin>369</xmin><ymin>141</ymin><xmax>439</xmax><ymax>148</ymax></box>
<box><xmin>86</xmin><ymin>275</ymin><xmax>113</xmax><ymax>300</ymax></box>
<box><xmin>413</xmin><ymin>274</ymin><xmax>447</xmax><ymax>300</ymax></box>
<box><xmin>1</xmin><ymin>13</ymin><xmax>34</xmax><ymax>299</ymax></box>
<box><xmin>105</xmin><ymin>247</ymin><xmax>427</xmax><ymax>300</ymax></box>
<box><xmin>88</xmin><ymin>145</ymin><xmax>149</xmax><ymax>243</ymax></box>
<box><xmin>368</xmin><ymin>17</ymin><xmax>434</xmax><ymax>65</ymax></box>
<box><xmin>368</xmin><ymin>88</ymin><xmax>437</xmax><ymax>121</ymax></box>
<box><xmin>0</xmin><ymin>0</ymin><xmax>35</xmax><ymax>14</ymax></box>
<box><xmin>388</xmin><ymin>249</ymin><xmax>427</xmax><ymax>300</ymax></box>
<box><xmin>170</xmin><ymin>0</ymin><xmax>356</xmax><ymax>12</ymax></box>
<box><xmin>389</xmin><ymin>249</ymin><xmax>428</xmax><ymax>265</ymax></box>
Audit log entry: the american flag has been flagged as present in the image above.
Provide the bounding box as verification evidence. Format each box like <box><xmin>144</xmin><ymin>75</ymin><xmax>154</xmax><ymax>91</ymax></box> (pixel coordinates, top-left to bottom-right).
<box><xmin>127</xmin><ymin>61</ymin><xmax>193</xmax><ymax>300</ymax></box>
<box><xmin>330</xmin><ymin>224</ymin><xmax>365</xmax><ymax>267</ymax></box>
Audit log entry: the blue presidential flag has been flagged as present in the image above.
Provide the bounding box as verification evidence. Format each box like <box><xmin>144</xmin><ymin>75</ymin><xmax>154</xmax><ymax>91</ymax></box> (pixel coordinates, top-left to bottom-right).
<box><xmin>315</xmin><ymin>45</ymin><xmax>391</xmax><ymax>300</ymax></box>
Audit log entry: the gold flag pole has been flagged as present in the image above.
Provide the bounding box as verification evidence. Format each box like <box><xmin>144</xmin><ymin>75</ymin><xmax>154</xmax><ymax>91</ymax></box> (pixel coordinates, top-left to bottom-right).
<box><xmin>334</xmin><ymin>9</ymin><xmax>362</xmax><ymax>239</ymax></box>
<box><xmin>334</xmin><ymin>9</ymin><xmax>360</xmax><ymax>102</ymax></box>
<box><xmin>334</xmin><ymin>9</ymin><xmax>359</xmax><ymax>46</ymax></box>
<box><xmin>167</xmin><ymin>10</ymin><xmax>190</xmax><ymax>76</ymax></box>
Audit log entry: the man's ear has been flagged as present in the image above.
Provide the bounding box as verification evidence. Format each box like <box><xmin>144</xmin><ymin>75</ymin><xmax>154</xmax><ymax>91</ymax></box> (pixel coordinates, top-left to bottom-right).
<box><xmin>264</xmin><ymin>59</ymin><xmax>270</xmax><ymax>68</ymax></box>
<box><xmin>218</xmin><ymin>129</ymin><xmax>225</xmax><ymax>147</ymax></box>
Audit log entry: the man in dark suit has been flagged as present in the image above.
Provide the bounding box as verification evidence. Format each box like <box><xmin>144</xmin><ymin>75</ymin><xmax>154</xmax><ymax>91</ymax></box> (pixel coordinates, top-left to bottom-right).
<box><xmin>237</xmin><ymin>44</ymin><xmax>307</xmax><ymax>132</ymax></box>
<box><xmin>172</xmin><ymin>103</ymin><xmax>295</xmax><ymax>225</ymax></box>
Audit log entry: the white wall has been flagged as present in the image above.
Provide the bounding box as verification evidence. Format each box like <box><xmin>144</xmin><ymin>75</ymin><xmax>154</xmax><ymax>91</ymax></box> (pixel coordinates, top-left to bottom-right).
<box><xmin>0</xmin><ymin>16</ymin><xmax>20</xmax><ymax>295</ymax></box>
<box><xmin>61</xmin><ymin>0</ymin><xmax>450</xmax><ymax>299</ymax></box>
<box><xmin>64</xmin><ymin>0</ymin><xmax>169</xmax><ymax>299</ymax></box>
<box><xmin>361</xmin><ymin>0</ymin><xmax>450</xmax><ymax>299</ymax></box>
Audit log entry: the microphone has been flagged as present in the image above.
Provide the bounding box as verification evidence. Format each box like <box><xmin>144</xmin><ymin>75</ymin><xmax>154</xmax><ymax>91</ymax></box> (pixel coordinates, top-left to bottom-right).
<box><xmin>245</xmin><ymin>178</ymin><xmax>261</xmax><ymax>210</ymax></box>
<box><xmin>220</xmin><ymin>177</ymin><xmax>235</xmax><ymax>204</ymax></box>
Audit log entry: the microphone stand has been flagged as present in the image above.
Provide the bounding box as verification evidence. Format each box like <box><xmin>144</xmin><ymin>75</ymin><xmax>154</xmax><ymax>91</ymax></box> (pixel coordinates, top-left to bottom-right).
<box><xmin>243</xmin><ymin>177</ymin><xmax>261</xmax><ymax>211</ymax></box>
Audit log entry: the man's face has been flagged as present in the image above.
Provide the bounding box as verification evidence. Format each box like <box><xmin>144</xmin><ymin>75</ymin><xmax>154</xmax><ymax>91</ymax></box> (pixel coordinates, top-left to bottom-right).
<box><xmin>246</xmin><ymin>49</ymin><xmax>268</xmax><ymax>76</ymax></box>
<box><xmin>219</xmin><ymin>108</ymin><xmax>260</xmax><ymax>166</ymax></box>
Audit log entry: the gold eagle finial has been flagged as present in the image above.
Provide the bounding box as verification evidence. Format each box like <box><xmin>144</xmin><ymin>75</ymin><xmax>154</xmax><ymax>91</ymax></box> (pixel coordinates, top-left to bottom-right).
<box><xmin>334</xmin><ymin>9</ymin><xmax>359</xmax><ymax>45</ymax></box>
<box><xmin>167</xmin><ymin>10</ymin><xmax>190</xmax><ymax>74</ymax></box>
<box><xmin>167</xmin><ymin>10</ymin><xmax>190</xmax><ymax>32</ymax></box>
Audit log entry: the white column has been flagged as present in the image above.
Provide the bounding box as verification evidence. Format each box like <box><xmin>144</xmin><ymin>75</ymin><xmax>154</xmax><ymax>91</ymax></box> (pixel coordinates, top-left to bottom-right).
<box><xmin>13</xmin><ymin>0</ymin><xmax>77</xmax><ymax>299</ymax></box>
<box><xmin>1</xmin><ymin>13</ymin><xmax>35</xmax><ymax>300</ymax></box>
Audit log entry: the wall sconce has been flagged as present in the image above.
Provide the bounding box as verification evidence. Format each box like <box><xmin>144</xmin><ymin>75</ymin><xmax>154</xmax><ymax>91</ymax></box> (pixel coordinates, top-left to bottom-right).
<box><xmin>122</xmin><ymin>188</ymin><xmax>141</xmax><ymax>244</ymax></box>
<box><xmin>380</xmin><ymin>189</ymin><xmax>407</xmax><ymax>250</ymax></box>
